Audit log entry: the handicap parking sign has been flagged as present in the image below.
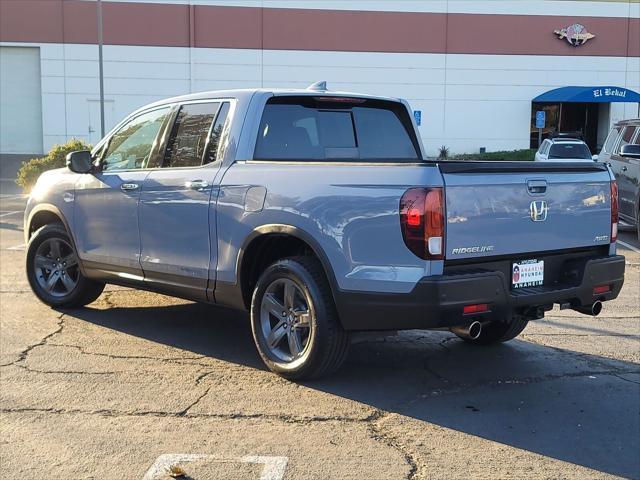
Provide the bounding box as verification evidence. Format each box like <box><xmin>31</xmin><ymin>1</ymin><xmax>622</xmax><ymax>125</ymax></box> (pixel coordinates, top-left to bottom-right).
<box><xmin>414</xmin><ymin>110</ymin><xmax>422</xmax><ymax>126</ymax></box>
<box><xmin>535</xmin><ymin>111</ymin><xmax>545</xmax><ymax>129</ymax></box>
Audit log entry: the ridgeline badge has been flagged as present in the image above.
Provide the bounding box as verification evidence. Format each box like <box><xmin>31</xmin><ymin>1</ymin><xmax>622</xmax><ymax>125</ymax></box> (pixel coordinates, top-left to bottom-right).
<box><xmin>554</xmin><ymin>24</ymin><xmax>595</xmax><ymax>46</ymax></box>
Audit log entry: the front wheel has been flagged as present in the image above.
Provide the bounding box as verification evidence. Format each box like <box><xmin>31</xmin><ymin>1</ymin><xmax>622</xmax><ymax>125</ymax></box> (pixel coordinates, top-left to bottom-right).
<box><xmin>26</xmin><ymin>223</ymin><xmax>105</xmax><ymax>308</ymax></box>
<box><xmin>250</xmin><ymin>256</ymin><xmax>350</xmax><ymax>380</ymax></box>
<box><xmin>454</xmin><ymin>316</ymin><xmax>529</xmax><ymax>345</ymax></box>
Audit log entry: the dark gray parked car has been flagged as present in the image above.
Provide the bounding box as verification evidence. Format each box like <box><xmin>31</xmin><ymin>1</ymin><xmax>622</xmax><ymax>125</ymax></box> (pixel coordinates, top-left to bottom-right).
<box><xmin>599</xmin><ymin>119</ymin><xmax>640</xmax><ymax>239</ymax></box>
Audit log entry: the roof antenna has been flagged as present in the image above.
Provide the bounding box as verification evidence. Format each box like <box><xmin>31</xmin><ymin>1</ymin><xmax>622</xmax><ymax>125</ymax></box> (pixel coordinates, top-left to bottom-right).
<box><xmin>306</xmin><ymin>81</ymin><xmax>328</xmax><ymax>91</ymax></box>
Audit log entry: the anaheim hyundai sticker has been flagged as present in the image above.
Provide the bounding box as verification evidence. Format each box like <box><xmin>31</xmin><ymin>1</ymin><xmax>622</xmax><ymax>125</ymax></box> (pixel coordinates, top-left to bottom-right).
<box><xmin>512</xmin><ymin>259</ymin><xmax>544</xmax><ymax>288</ymax></box>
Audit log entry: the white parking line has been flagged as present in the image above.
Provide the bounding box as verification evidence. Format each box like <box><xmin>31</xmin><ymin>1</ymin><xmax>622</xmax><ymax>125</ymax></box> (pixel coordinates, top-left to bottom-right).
<box><xmin>6</xmin><ymin>244</ymin><xmax>25</xmax><ymax>251</ymax></box>
<box><xmin>0</xmin><ymin>194</ymin><xmax>27</xmax><ymax>200</ymax></box>
<box><xmin>618</xmin><ymin>240</ymin><xmax>640</xmax><ymax>254</ymax></box>
<box><xmin>143</xmin><ymin>454</ymin><xmax>288</xmax><ymax>480</ymax></box>
<box><xmin>0</xmin><ymin>210</ymin><xmax>22</xmax><ymax>218</ymax></box>
<box><xmin>242</xmin><ymin>455</ymin><xmax>289</xmax><ymax>480</ymax></box>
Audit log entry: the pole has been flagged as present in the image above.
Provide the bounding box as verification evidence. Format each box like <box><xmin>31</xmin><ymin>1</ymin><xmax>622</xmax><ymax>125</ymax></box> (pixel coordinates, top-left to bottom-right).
<box><xmin>538</xmin><ymin>128</ymin><xmax>542</xmax><ymax>148</ymax></box>
<box><xmin>97</xmin><ymin>0</ymin><xmax>105</xmax><ymax>138</ymax></box>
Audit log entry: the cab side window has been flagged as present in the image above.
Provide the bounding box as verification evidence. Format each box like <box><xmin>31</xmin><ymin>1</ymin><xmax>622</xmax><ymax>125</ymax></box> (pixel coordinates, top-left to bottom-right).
<box><xmin>616</xmin><ymin>126</ymin><xmax>636</xmax><ymax>153</ymax></box>
<box><xmin>602</xmin><ymin>127</ymin><xmax>620</xmax><ymax>153</ymax></box>
<box><xmin>102</xmin><ymin>107</ymin><xmax>170</xmax><ymax>171</ymax></box>
<box><xmin>164</xmin><ymin>102</ymin><xmax>220</xmax><ymax>168</ymax></box>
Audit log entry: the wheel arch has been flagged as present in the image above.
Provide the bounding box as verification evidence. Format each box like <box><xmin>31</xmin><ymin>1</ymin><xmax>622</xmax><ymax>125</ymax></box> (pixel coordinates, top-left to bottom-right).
<box><xmin>235</xmin><ymin>224</ymin><xmax>341</xmax><ymax>313</ymax></box>
<box><xmin>26</xmin><ymin>204</ymin><xmax>87</xmax><ymax>276</ymax></box>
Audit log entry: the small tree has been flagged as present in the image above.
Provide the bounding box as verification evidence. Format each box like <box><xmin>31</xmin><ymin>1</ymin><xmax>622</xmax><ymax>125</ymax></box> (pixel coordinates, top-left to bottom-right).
<box><xmin>438</xmin><ymin>145</ymin><xmax>449</xmax><ymax>160</ymax></box>
<box><xmin>16</xmin><ymin>139</ymin><xmax>92</xmax><ymax>192</ymax></box>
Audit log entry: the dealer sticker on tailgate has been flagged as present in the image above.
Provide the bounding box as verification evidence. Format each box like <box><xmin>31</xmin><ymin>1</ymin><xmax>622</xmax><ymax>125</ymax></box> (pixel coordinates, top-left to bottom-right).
<box><xmin>512</xmin><ymin>259</ymin><xmax>544</xmax><ymax>289</ymax></box>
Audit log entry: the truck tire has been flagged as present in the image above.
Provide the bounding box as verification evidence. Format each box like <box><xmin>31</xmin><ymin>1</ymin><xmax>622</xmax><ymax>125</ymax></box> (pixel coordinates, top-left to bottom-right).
<box><xmin>454</xmin><ymin>316</ymin><xmax>529</xmax><ymax>345</ymax></box>
<box><xmin>26</xmin><ymin>223</ymin><xmax>105</xmax><ymax>308</ymax></box>
<box><xmin>250</xmin><ymin>256</ymin><xmax>350</xmax><ymax>380</ymax></box>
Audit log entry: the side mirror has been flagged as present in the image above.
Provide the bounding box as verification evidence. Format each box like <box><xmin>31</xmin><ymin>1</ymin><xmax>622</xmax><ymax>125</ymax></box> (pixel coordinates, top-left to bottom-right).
<box><xmin>592</xmin><ymin>154</ymin><xmax>598</xmax><ymax>161</ymax></box>
<box><xmin>66</xmin><ymin>150</ymin><xmax>93</xmax><ymax>173</ymax></box>
<box><xmin>619</xmin><ymin>144</ymin><xmax>640</xmax><ymax>159</ymax></box>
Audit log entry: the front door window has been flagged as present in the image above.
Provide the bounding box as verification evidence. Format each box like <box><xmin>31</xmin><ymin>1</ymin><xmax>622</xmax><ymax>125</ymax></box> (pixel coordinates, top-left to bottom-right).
<box><xmin>102</xmin><ymin>107</ymin><xmax>170</xmax><ymax>171</ymax></box>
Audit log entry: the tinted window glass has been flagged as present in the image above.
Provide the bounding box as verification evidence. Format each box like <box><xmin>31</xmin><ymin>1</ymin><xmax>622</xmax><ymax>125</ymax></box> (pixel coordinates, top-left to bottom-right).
<box><xmin>205</xmin><ymin>102</ymin><xmax>230</xmax><ymax>164</ymax></box>
<box><xmin>548</xmin><ymin>143</ymin><xmax>592</xmax><ymax>159</ymax></box>
<box><xmin>602</xmin><ymin>127</ymin><xmax>620</xmax><ymax>153</ymax></box>
<box><xmin>102</xmin><ymin>107</ymin><xmax>170</xmax><ymax>171</ymax></box>
<box><xmin>254</xmin><ymin>97</ymin><xmax>419</xmax><ymax>162</ymax></box>
<box><xmin>353</xmin><ymin>107</ymin><xmax>417</xmax><ymax>159</ymax></box>
<box><xmin>165</xmin><ymin>102</ymin><xmax>219</xmax><ymax>168</ymax></box>
<box><xmin>617</xmin><ymin>126</ymin><xmax>637</xmax><ymax>152</ymax></box>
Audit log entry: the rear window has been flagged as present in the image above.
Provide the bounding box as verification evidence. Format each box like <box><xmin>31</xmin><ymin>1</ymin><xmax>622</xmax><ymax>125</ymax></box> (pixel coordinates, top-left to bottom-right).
<box><xmin>548</xmin><ymin>143</ymin><xmax>592</xmax><ymax>160</ymax></box>
<box><xmin>254</xmin><ymin>97</ymin><xmax>421</xmax><ymax>162</ymax></box>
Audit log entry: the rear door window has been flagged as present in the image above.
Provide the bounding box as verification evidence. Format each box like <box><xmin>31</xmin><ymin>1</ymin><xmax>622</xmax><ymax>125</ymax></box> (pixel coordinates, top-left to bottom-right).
<box><xmin>254</xmin><ymin>97</ymin><xmax>421</xmax><ymax>162</ymax></box>
<box><xmin>164</xmin><ymin>102</ymin><xmax>220</xmax><ymax>168</ymax></box>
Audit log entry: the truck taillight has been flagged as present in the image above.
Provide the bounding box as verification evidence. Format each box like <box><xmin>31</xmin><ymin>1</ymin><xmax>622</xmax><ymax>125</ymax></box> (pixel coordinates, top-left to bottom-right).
<box><xmin>400</xmin><ymin>187</ymin><xmax>445</xmax><ymax>260</ymax></box>
<box><xmin>611</xmin><ymin>181</ymin><xmax>618</xmax><ymax>243</ymax></box>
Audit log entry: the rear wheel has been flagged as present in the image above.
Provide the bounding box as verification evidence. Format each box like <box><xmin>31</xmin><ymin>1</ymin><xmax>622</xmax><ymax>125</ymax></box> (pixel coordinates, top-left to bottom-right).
<box><xmin>454</xmin><ymin>316</ymin><xmax>529</xmax><ymax>345</ymax></box>
<box><xmin>250</xmin><ymin>256</ymin><xmax>349</xmax><ymax>380</ymax></box>
<box><xmin>26</xmin><ymin>223</ymin><xmax>105</xmax><ymax>308</ymax></box>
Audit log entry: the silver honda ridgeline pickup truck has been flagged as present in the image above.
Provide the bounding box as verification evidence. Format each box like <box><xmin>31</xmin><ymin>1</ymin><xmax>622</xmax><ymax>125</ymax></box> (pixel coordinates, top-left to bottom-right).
<box><xmin>25</xmin><ymin>85</ymin><xmax>625</xmax><ymax>379</ymax></box>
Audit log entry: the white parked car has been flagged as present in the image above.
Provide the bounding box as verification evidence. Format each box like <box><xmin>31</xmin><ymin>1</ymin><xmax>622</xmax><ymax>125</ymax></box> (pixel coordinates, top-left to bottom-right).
<box><xmin>535</xmin><ymin>138</ymin><xmax>597</xmax><ymax>162</ymax></box>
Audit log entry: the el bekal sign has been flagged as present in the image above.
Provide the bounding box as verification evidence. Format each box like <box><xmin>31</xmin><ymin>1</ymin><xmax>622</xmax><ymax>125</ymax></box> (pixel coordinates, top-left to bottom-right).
<box><xmin>592</xmin><ymin>87</ymin><xmax>628</xmax><ymax>100</ymax></box>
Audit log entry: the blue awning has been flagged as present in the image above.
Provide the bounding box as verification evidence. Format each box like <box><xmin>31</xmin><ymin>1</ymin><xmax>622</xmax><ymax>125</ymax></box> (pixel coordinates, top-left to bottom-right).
<box><xmin>533</xmin><ymin>86</ymin><xmax>640</xmax><ymax>103</ymax></box>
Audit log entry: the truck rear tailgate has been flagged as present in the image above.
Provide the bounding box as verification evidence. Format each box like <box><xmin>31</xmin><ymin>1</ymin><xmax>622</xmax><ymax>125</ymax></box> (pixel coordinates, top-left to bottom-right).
<box><xmin>440</xmin><ymin>162</ymin><xmax>613</xmax><ymax>261</ymax></box>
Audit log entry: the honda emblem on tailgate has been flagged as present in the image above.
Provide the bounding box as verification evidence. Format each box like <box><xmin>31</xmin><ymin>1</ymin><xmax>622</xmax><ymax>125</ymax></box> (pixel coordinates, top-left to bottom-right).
<box><xmin>530</xmin><ymin>201</ymin><xmax>548</xmax><ymax>222</ymax></box>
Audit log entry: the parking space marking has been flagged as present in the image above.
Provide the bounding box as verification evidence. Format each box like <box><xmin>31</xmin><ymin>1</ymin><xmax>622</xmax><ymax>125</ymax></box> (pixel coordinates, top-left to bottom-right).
<box><xmin>6</xmin><ymin>244</ymin><xmax>25</xmax><ymax>251</ymax></box>
<box><xmin>0</xmin><ymin>194</ymin><xmax>27</xmax><ymax>200</ymax></box>
<box><xmin>143</xmin><ymin>454</ymin><xmax>288</xmax><ymax>480</ymax></box>
<box><xmin>0</xmin><ymin>210</ymin><xmax>22</xmax><ymax>218</ymax></box>
<box><xmin>618</xmin><ymin>240</ymin><xmax>640</xmax><ymax>254</ymax></box>
<box><xmin>242</xmin><ymin>456</ymin><xmax>289</xmax><ymax>480</ymax></box>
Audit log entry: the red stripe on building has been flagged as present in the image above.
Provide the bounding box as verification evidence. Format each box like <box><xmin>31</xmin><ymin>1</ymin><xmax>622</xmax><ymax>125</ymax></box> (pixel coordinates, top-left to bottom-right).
<box><xmin>1</xmin><ymin>0</ymin><xmax>638</xmax><ymax>56</ymax></box>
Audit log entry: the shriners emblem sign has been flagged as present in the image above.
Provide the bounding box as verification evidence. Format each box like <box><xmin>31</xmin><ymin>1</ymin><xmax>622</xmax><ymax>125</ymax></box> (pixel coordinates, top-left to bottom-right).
<box><xmin>554</xmin><ymin>24</ymin><xmax>595</xmax><ymax>46</ymax></box>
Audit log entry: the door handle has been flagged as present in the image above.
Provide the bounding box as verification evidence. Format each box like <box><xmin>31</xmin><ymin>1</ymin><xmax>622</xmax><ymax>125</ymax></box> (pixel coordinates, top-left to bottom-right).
<box><xmin>527</xmin><ymin>179</ymin><xmax>547</xmax><ymax>194</ymax></box>
<box><xmin>121</xmin><ymin>183</ymin><xmax>139</xmax><ymax>191</ymax></box>
<box><xmin>185</xmin><ymin>180</ymin><xmax>209</xmax><ymax>190</ymax></box>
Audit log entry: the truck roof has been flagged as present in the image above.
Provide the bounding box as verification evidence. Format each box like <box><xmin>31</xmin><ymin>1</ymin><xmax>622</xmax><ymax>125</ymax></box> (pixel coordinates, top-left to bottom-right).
<box><xmin>141</xmin><ymin>86</ymin><xmax>403</xmax><ymax>113</ymax></box>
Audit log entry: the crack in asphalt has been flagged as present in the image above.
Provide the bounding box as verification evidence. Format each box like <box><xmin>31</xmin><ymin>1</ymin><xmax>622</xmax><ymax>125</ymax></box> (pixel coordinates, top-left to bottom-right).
<box><xmin>611</xmin><ymin>373</ymin><xmax>640</xmax><ymax>385</ymax></box>
<box><xmin>12</xmin><ymin>364</ymin><xmax>117</xmax><ymax>376</ymax></box>
<box><xmin>0</xmin><ymin>313</ymin><xmax>66</xmax><ymax>367</ymax></box>
<box><xmin>0</xmin><ymin>405</ymin><xmax>373</xmax><ymax>424</ymax></box>
<box><xmin>45</xmin><ymin>342</ymin><xmax>211</xmax><ymax>366</ymax></box>
<box><xmin>366</xmin><ymin>410</ymin><xmax>421</xmax><ymax>480</ymax></box>
<box><xmin>178</xmin><ymin>385</ymin><xmax>213</xmax><ymax>416</ymax></box>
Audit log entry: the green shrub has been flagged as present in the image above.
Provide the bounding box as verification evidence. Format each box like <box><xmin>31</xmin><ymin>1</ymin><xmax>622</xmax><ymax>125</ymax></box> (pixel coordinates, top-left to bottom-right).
<box><xmin>451</xmin><ymin>149</ymin><xmax>536</xmax><ymax>162</ymax></box>
<box><xmin>16</xmin><ymin>139</ymin><xmax>92</xmax><ymax>191</ymax></box>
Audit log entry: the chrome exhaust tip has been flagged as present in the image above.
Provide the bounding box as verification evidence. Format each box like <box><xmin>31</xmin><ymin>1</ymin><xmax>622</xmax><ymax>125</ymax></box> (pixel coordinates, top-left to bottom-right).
<box><xmin>468</xmin><ymin>321</ymin><xmax>482</xmax><ymax>340</ymax></box>
<box><xmin>572</xmin><ymin>300</ymin><xmax>603</xmax><ymax>316</ymax></box>
<box><xmin>451</xmin><ymin>320</ymin><xmax>483</xmax><ymax>340</ymax></box>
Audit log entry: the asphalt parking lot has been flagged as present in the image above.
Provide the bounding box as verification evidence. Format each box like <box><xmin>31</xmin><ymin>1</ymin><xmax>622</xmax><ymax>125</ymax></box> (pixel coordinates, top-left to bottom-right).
<box><xmin>1</xmin><ymin>192</ymin><xmax>639</xmax><ymax>480</ymax></box>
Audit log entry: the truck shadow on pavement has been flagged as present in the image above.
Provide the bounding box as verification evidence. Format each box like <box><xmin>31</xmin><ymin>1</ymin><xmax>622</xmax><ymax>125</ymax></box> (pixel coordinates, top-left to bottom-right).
<box><xmin>70</xmin><ymin>301</ymin><xmax>640</xmax><ymax>478</ymax></box>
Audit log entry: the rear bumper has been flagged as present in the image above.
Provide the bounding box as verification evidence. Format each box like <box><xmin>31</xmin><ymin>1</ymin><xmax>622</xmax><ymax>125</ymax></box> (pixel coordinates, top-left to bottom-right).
<box><xmin>335</xmin><ymin>255</ymin><xmax>625</xmax><ymax>331</ymax></box>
